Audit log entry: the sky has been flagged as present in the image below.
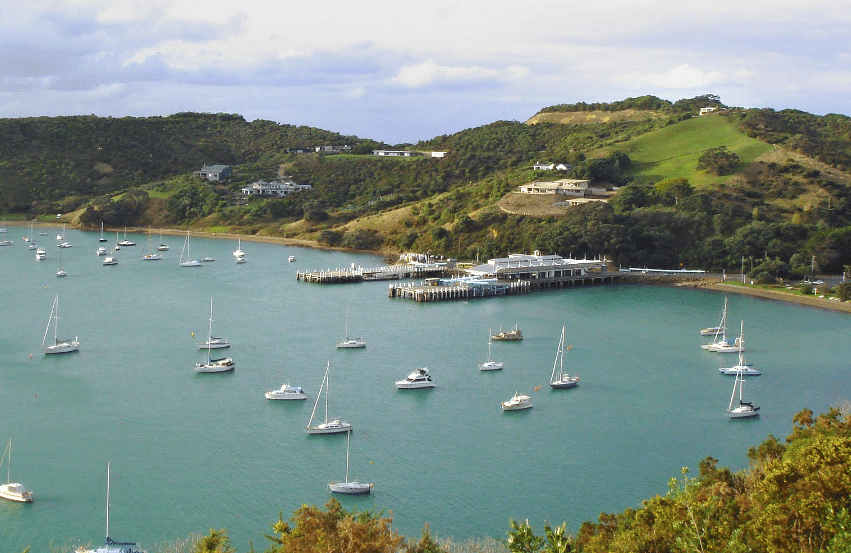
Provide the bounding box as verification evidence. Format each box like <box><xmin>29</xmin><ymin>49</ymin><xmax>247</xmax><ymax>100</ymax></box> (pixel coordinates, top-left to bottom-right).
<box><xmin>2</xmin><ymin>0</ymin><xmax>851</xmax><ymax>144</ymax></box>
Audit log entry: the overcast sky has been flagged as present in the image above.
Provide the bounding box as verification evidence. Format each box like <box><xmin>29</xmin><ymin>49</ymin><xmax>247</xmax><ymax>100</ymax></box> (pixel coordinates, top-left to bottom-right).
<box><xmin>3</xmin><ymin>0</ymin><xmax>850</xmax><ymax>144</ymax></box>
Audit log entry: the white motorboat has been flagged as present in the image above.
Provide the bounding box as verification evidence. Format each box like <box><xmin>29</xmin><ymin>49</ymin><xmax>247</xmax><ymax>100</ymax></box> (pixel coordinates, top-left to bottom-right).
<box><xmin>42</xmin><ymin>295</ymin><xmax>79</xmax><ymax>354</ymax></box>
<box><xmin>700</xmin><ymin>326</ymin><xmax>722</xmax><ymax>336</ymax></box>
<box><xmin>306</xmin><ymin>361</ymin><xmax>352</xmax><ymax>434</ymax></box>
<box><xmin>77</xmin><ymin>462</ymin><xmax>141</xmax><ymax>553</ymax></box>
<box><xmin>195</xmin><ymin>299</ymin><xmax>234</xmax><ymax>373</ymax></box>
<box><xmin>719</xmin><ymin>321</ymin><xmax>760</xmax><ymax>375</ymax></box>
<box><xmin>0</xmin><ymin>239</ymin><xmax>11</xmax><ymax>246</ymax></box>
<box><xmin>501</xmin><ymin>391</ymin><xmax>533</xmax><ymax>411</ymax></box>
<box><xmin>196</xmin><ymin>298</ymin><xmax>230</xmax><ymax>349</ymax></box>
<box><xmin>336</xmin><ymin>308</ymin><xmax>365</xmax><ymax>348</ymax></box>
<box><xmin>492</xmin><ymin>324</ymin><xmax>523</xmax><ymax>341</ymax></box>
<box><xmin>265</xmin><ymin>383</ymin><xmax>307</xmax><ymax>400</ymax></box>
<box><xmin>550</xmin><ymin>325</ymin><xmax>580</xmax><ymax>389</ymax></box>
<box><xmin>179</xmin><ymin>231</ymin><xmax>201</xmax><ymax>267</ymax></box>
<box><xmin>96</xmin><ymin>246</ymin><xmax>107</xmax><ymax>256</ymax></box>
<box><xmin>328</xmin><ymin>431</ymin><xmax>372</xmax><ymax>495</ymax></box>
<box><xmin>395</xmin><ymin>367</ymin><xmax>435</xmax><ymax>389</ymax></box>
<box><xmin>479</xmin><ymin>327</ymin><xmax>503</xmax><ymax>371</ymax></box>
<box><xmin>35</xmin><ymin>246</ymin><xmax>47</xmax><ymax>260</ymax></box>
<box><xmin>727</xmin><ymin>368</ymin><xmax>760</xmax><ymax>418</ymax></box>
<box><xmin>201</xmin><ymin>257</ymin><xmax>214</xmax><ymax>262</ymax></box>
<box><xmin>102</xmin><ymin>255</ymin><xmax>118</xmax><ymax>266</ymax></box>
<box><xmin>57</xmin><ymin>242</ymin><xmax>73</xmax><ymax>248</ymax></box>
<box><xmin>0</xmin><ymin>439</ymin><xmax>33</xmax><ymax>503</ymax></box>
<box><xmin>288</xmin><ymin>255</ymin><xmax>296</xmax><ymax>262</ymax></box>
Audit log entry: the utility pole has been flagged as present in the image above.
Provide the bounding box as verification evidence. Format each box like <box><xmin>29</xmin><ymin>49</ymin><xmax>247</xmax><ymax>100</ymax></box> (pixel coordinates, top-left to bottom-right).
<box><xmin>741</xmin><ymin>256</ymin><xmax>745</xmax><ymax>283</ymax></box>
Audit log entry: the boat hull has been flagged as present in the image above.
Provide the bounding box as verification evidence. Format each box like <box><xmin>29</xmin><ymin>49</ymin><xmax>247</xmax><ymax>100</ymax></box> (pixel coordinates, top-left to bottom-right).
<box><xmin>395</xmin><ymin>381</ymin><xmax>435</xmax><ymax>389</ymax></box>
<box><xmin>719</xmin><ymin>365</ymin><xmax>761</xmax><ymax>376</ymax></box>
<box><xmin>197</xmin><ymin>341</ymin><xmax>230</xmax><ymax>349</ymax></box>
<box><xmin>336</xmin><ymin>340</ymin><xmax>366</xmax><ymax>348</ymax></box>
<box><xmin>501</xmin><ymin>402</ymin><xmax>532</xmax><ymax>411</ymax></box>
<box><xmin>728</xmin><ymin>407</ymin><xmax>760</xmax><ymax>418</ymax></box>
<box><xmin>328</xmin><ymin>481</ymin><xmax>372</xmax><ymax>494</ymax></box>
<box><xmin>479</xmin><ymin>361</ymin><xmax>503</xmax><ymax>371</ymax></box>
<box><xmin>305</xmin><ymin>421</ymin><xmax>352</xmax><ymax>434</ymax></box>
<box><xmin>43</xmin><ymin>340</ymin><xmax>80</xmax><ymax>354</ymax></box>
<box><xmin>194</xmin><ymin>358</ymin><xmax>234</xmax><ymax>373</ymax></box>
<box><xmin>550</xmin><ymin>378</ymin><xmax>579</xmax><ymax>389</ymax></box>
<box><xmin>0</xmin><ymin>483</ymin><xmax>33</xmax><ymax>503</ymax></box>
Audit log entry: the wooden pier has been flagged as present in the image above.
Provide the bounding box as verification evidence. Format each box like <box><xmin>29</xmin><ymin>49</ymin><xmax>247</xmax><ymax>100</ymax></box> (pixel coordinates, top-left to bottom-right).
<box><xmin>388</xmin><ymin>273</ymin><xmax>618</xmax><ymax>302</ymax></box>
<box><xmin>297</xmin><ymin>263</ymin><xmax>448</xmax><ymax>284</ymax></box>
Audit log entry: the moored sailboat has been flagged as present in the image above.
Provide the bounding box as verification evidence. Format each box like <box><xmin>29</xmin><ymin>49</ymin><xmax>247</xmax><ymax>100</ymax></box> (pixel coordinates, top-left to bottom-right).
<box><xmin>42</xmin><ymin>294</ymin><xmax>79</xmax><ymax>354</ymax></box>
<box><xmin>0</xmin><ymin>438</ymin><xmax>34</xmax><ymax>503</ymax></box>
<box><xmin>550</xmin><ymin>325</ymin><xmax>579</xmax><ymax>389</ymax></box>
<box><xmin>479</xmin><ymin>327</ymin><xmax>503</xmax><ymax>371</ymax></box>
<box><xmin>328</xmin><ymin>431</ymin><xmax>372</xmax><ymax>495</ymax></box>
<box><xmin>179</xmin><ymin>231</ymin><xmax>201</xmax><ymax>267</ymax></box>
<box><xmin>76</xmin><ymin>462</ymin><xmax>141</xmax><ymax>553</ymax></box>
<box><xmin>306</xmin><ymin>361</ymin><xmax>352</xmax><ymax>434</ymax></box>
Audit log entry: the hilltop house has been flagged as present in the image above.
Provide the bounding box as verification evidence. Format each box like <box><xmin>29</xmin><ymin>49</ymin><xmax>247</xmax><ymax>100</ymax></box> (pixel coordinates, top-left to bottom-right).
<box><xmin>241</xmin><ymin>179</ymin><xmax>312</xmax><ymax>197</ymax></box>
<box><xmin>533</xmin><ymin>161</ymin><xmax>571</xmax><ymax>171</ymax></box>
<box><xmin>194</xmin><ymin>164</ymin><xmax>232</xmax><ymax>182</ymax></box>
<box><xmin>518</xmin><ymin>179</ymin><xmax>591</xmax><ymax>197</ymax></box>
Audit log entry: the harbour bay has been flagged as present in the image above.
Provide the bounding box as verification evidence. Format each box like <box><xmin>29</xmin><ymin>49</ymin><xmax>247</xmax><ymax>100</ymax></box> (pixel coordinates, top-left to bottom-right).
<box><xmin>1</xmin><ymin>227</ymin><xmax>850</xmax><ymax>552</ymax></box>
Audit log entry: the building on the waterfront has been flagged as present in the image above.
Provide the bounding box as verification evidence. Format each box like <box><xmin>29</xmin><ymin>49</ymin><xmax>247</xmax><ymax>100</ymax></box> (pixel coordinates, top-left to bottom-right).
<box><xmin>241</xmin><ymin>179</ymin><xmax>312</xmax><ymax>197</ymax></box>
<box><xmin>465</xmin><ymin>251</ymin><xmax>607</xmax><ymax>280</ymax></box>
<box><xmin>194</xmin><ymin>164</ymin><xmax>233</xmax><ymax>181</ymax></box>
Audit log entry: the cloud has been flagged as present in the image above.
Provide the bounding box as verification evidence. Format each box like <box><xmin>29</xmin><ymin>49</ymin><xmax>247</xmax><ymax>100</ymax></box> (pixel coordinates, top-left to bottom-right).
<box><xmin>390</xmin><ymin>60</ymin><xmax>528</xmax><ymax>89</ymax></box>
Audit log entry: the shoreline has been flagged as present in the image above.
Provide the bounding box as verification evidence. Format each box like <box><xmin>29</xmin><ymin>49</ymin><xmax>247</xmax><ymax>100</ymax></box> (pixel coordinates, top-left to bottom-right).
<box><xmin>674</xmin><ymin>278</ymin><xmax>851</xmax><ymax>315</ymax></box>
<box><xmin>6</xmin><ymin>221</ymin><xmax>848</xmax><ymax>314</ymax></box>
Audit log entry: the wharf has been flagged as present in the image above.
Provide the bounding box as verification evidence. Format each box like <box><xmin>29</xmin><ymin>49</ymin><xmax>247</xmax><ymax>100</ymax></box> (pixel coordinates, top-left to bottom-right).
<box><xmin>389</xmin><ymin>272</ymin><xmax>618</xmax><ymax>302</ymax></box>
<box><xmin>297</xmin><ymin>262</ymin><xmax>448</xmax><ymax>284</ymax></box>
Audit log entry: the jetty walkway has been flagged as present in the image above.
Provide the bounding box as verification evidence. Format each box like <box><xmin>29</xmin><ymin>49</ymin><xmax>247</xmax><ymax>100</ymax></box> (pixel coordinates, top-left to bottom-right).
<box><xmin>389</xmin><ymin>272</ymin><xmax>618</xmax><ymax>302</ymax></box>
<box><xmin>297</xmin><ymin>262</ymin><xmax>447</xmax><ymax>284</ymax></box>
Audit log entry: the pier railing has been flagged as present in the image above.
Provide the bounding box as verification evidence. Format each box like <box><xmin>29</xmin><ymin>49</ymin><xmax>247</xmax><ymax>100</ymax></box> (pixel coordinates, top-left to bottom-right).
<box><xmin>297</xmin><ymin>263</ymin><xmax>447</xmax><ymax>284</ymax></box>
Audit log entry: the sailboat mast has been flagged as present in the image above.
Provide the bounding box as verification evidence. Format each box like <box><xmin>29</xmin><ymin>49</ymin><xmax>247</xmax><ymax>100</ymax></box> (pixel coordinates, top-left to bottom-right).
<box><xmin>325</xmin><ymin>362</ymin><xmax>331</xmax><ymax>423</ymax></box>
<box><xmin>345</xmin><ymin>431</ymin><xmax>351</xmax><ymax>482</ymax></box>
<box><xmin>6</xmin><ymin>439</ymin><xmax>11</xmax><ymax>485</ymax></box>
<box><xmin>105</xmin><ymin>462</ymin><xmax>111</xmax><ymax>541</ymax></box>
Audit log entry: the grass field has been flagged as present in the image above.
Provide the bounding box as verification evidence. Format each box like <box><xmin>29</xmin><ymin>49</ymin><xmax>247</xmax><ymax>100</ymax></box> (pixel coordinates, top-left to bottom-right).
<box><xmin>611</xmin><ymin>113</ymin><xmax>772</xmax><ymax>187</ymax></box>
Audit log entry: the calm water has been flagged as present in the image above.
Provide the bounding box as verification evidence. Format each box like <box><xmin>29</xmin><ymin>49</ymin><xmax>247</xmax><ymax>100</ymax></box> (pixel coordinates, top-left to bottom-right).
<box><xmin>1</xmin><ymin>227</ymin><xmax>849</xmax><ymax>552</ymax></box>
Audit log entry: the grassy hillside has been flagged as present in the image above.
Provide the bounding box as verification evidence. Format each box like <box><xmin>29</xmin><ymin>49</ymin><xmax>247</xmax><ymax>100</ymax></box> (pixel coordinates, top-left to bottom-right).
<box><xmin>604</xmin><ymin>112</ymin><xmax>773</xmax><ymax>187</ymax></box>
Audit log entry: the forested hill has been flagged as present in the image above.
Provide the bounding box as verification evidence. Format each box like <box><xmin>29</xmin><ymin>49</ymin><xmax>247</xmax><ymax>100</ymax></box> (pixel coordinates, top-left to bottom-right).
<box><xmin>2</xmin><ymin>96</ymin><xmax>851</xmax><ymax>277</ymax></box>
<box><xmin>0</xmin><ymin>112</ymin><xmax>371</xmax><ymax>212</ymax></box>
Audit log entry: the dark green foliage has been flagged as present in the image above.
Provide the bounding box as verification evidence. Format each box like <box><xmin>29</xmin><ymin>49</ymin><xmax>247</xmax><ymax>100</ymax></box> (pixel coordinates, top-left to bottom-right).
<box><xmin>539</xmin><ymin>95</ymin><xmax>673</xmax><ymax>113</ymax></box>
<box><xmin>697</xmin><ymin>146</ymin><xmax>741</xmax><ymax>175</ymax></box>
<box><xmin>836</xmin><ymin>281</ymin><xmax>851</xmax><ymax>301</ymax></box>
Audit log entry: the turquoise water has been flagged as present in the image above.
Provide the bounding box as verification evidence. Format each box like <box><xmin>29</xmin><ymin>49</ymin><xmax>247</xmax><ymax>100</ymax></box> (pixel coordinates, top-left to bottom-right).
<box><xmin>1</xmin><ymin>227</ymin><xmax>850</xmax><ymax>552</ymax></box>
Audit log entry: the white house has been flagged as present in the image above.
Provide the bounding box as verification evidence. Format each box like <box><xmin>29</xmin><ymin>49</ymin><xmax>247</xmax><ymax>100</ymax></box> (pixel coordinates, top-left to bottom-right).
<box><xmin>699</xmin><ymin>107</ymin><xmax>717</xmax><ymax>115</ymax></box>
<box><xmin>533</xmin><ymin>161</ymin><xmax>571</xmax><ymax>171</ymax></box>
<box><xmin>517</xmin><ymin>179</ymin><xmax>590</xmax><ymax>197</ymax></box>
<box><xmin>241</xmin><ymin>179</ymin><xmax>312</xmax><ymax>197</ymax></box>
<box><xmin>373</xmin><ymin>150</ymin><xmax>416</xmax><ymax>157</ymax></box>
